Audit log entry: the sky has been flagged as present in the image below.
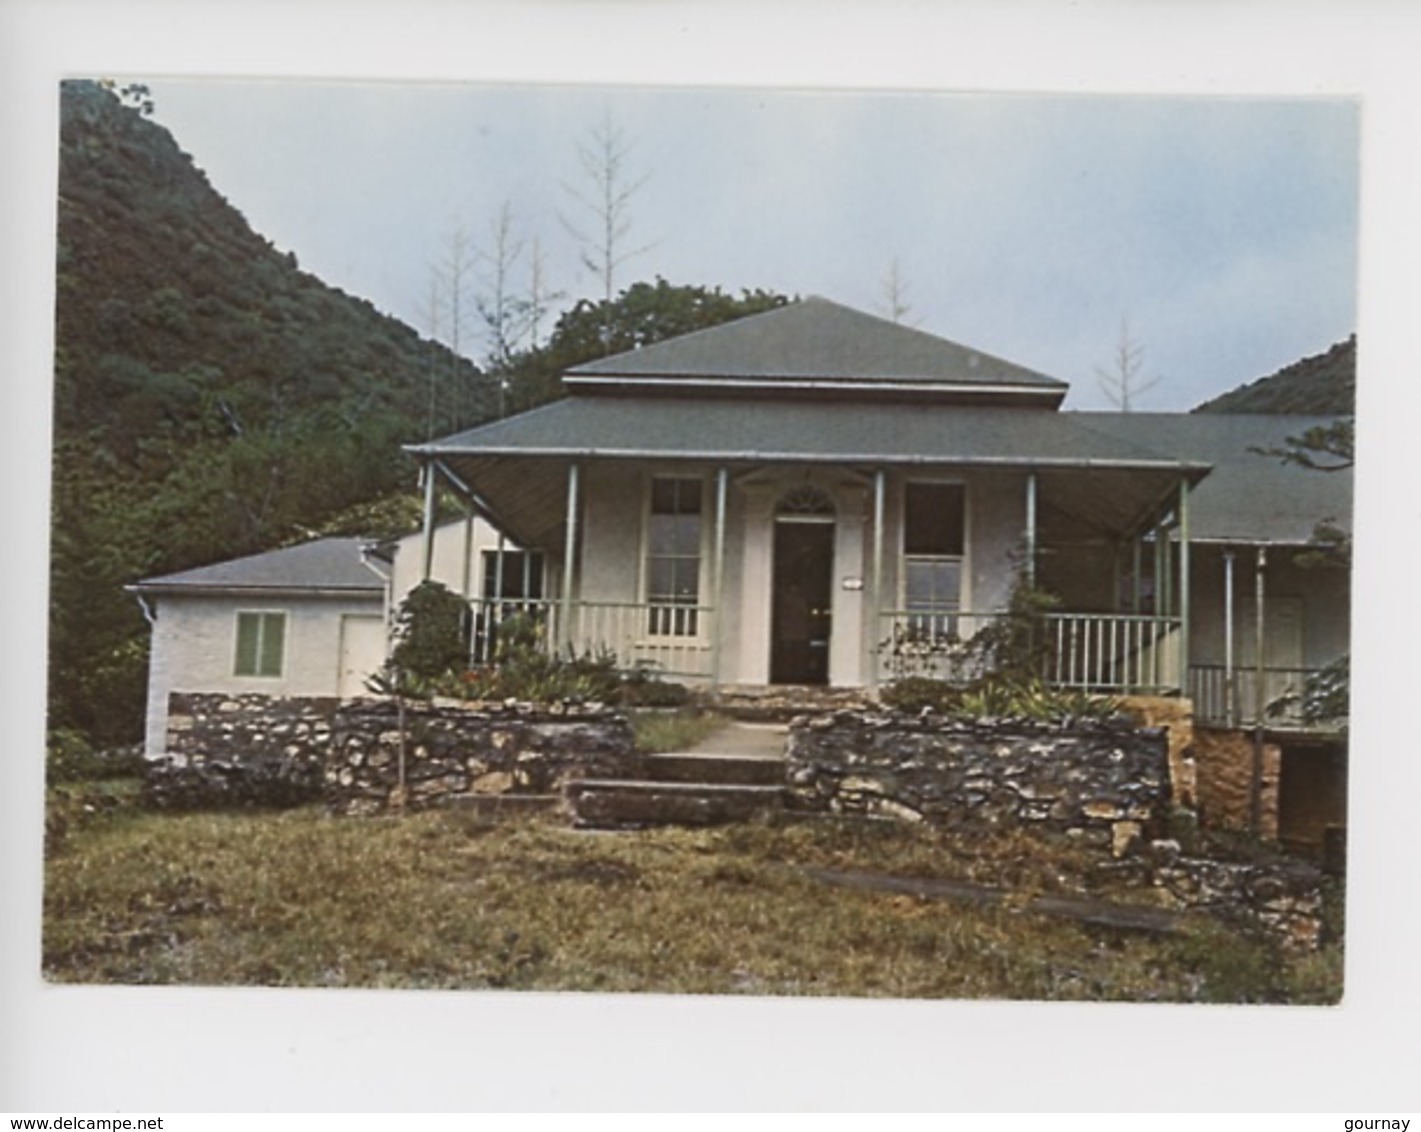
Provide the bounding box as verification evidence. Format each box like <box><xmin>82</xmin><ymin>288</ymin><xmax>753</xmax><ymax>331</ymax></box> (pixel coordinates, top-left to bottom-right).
<box><xmin>4</xmin><ymin>1</ymin><xmax>1420</xmax><ymax>1115</ymax></box>
<box><xmin>144</xmin><ymin>80</ymin><xmax>1359</xmax><ymax>412</ymax></box>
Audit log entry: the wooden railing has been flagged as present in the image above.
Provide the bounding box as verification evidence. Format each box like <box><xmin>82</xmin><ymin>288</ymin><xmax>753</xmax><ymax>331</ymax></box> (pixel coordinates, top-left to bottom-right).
<box><xmin>878</xmin><ymin>610</ymin><xmax>1183</xmax><ymax>694</ymax></box>
<box><xmin>470</xmin><ymin>597</ymin><xmax>716</xmax><ymax>680</ymax></box>
<box><xmin>1189</xmin><ymin>664</ymin><xmax>1325</xmax><ymax>727</ymax></box>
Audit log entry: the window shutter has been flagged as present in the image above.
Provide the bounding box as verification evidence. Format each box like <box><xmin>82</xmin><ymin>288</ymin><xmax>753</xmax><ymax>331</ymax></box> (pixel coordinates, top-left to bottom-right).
<box><xmin>259</xmin><ymin>613</ymin><xmax>285</xmax><ymax>676</ymax></box>
<box><xmin>235</xmin><ymin>613</ymin><xmax>260</xmax><ymax>676</ymax></box>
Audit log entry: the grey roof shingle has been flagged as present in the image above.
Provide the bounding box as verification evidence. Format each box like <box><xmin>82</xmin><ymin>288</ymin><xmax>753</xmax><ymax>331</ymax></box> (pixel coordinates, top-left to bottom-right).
<box><xmin>418</xmin><ymin>395</ymin><xmax>1199</xmax><ymax>470</ymax></box>
<box><xmin>565</xmin><ymin>296</ymin><xmax>1067</xmax><ymax>393</ymax></box>
<box><xmin>130</xmin><ymin>537</ymin><xmax>385</xmax><ymax>595</ymax></box>
<box><xmin>1071</xmin><ymin>412</ymin><xmax>1353</xmax><ymax>545</ymax></box>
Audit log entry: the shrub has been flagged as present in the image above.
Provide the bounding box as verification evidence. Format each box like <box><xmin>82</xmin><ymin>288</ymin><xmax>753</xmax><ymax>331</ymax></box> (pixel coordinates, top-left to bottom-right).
<box><xmin>46</xmin><ymin>729</ymin><xmax>146</xmax><ymax>783</ymax></box>
<box><xmin>880</xmin><ymin>675</ymin><xmax>1118</xmax><ymax>723</ymax></box>
<box><xmin>389</xmin><ymin>580</ymin><xmax>469</xmax><ymax>681</ymax></box>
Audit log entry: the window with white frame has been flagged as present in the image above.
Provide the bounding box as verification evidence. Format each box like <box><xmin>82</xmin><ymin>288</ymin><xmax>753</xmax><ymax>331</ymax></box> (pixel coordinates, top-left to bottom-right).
<box><xmin>480</xmin><ymin>549</ymin><xmax>545</xmax><ymax>602</ymax></box>
<box><xmin>234</xmin><ymin>611</ymin><xmax>286</xmax><ymax>677</ymax></box>
<box><xmin>903</xmin><ymin>482</ymin><xmax>965</xmax><ymax>632</ymax></box>
<box><xmin>646</xmin><ymin>476</ymin><xmax>702</xmax><ymax>636</ymax></box>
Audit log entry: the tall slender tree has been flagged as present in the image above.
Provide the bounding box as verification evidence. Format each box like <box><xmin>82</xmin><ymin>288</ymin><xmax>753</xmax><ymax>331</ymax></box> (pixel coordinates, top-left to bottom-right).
<box><xmin>562</xmin><ymin>111</ymin><xmax>654</xmax><ymax>351</ymax></box>
<box><xmin>1096</xmin><ymin>319</ymin><xmax>1162</xmax><ymax>411</ymax></box>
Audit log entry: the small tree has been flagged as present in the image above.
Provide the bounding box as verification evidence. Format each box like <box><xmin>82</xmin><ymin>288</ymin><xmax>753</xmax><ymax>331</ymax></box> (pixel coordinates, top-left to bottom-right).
<box><xmin>1096</xmin><ymin>319</ymin><xmax>1162</xmax><ymax>412</ymax></box>
<box><xmin>390</xmin><ymin>580</ymin><xmax>470</xmax><ymax>681</ymax></box>
<box><xmin>1261</xmin><ymin>419</ymin><xmax>1354</xmax><ymax>730</ymax></box>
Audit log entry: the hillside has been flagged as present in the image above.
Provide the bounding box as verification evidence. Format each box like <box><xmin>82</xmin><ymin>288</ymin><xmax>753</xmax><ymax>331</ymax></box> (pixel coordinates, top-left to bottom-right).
<box><xmin>1192</xmin><ymin>335</ymin><xmax>1355</xmax><ymax>415</ymax></box>
<box><xmin>50</xmin><ymin>80</ymin><xmax>494</xmax><ymax>744</ymax></box>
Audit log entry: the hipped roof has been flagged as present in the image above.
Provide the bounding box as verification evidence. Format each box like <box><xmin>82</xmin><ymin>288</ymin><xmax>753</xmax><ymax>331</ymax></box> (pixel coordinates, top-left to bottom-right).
<box><xmin>564</xmin><ymin>297</ymin><xmax>1067</xmax><ymax>403</ymax></box>
<box><xmin>130</xmin><ymin>537</ymin><xmax>385</xmax><ymax>597</ymax></box>
<box><xmin>414</xmin><ymin>397</ymin><xmax>1210</xmax><ymax>551</ymax></box>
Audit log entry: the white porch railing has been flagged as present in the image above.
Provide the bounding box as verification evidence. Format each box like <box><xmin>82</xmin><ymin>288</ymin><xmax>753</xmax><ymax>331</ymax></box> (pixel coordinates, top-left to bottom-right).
<box><xmin>1189</xmin><ymin>664</ymin><xmax>1325</xmax><ymax>727</ymax></box>
<box><xmin>878</xmin><ymin>610</ymin><xmax>1184</xmax><ymax>694</ymax></box>
<box><xmin>470</xmin><ymin>597</ymin><xmax>716</xmax><ymax>680</ymax></box>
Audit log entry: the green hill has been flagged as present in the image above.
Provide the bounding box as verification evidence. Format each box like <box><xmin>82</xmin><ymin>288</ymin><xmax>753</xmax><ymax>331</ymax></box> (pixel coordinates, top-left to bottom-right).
<box><xmin>50</xmin><ymin>80</ymin><xmax>495</xmax><ymax>745</ymax></box>
<box><xmin>1192</xmin><ymin>335</ymin><xmax>1355</xmax><ymax>415</ymax></box>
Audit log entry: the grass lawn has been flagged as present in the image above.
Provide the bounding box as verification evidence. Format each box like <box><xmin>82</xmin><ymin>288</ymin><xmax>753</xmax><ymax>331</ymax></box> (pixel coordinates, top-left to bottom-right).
<box><xmin>42</xmin><ymin>792</ymin><xmax>1343</xmax><ymax>1002</ymax></box>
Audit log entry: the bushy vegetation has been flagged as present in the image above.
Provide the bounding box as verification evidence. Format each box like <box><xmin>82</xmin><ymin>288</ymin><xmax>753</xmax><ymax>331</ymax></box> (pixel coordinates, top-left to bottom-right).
<box><xmin>382</xmin><ymin>591</ymin><xmax>691</xmax><ymax>708</ymax></box>
<box><xmin>881</xmin><ymin>675</ymin><xmax>1120</xmax><ymax>722</ymax></box>
<box><xmin>45</xmin><ymin>728</ymin><xmax>146</xmax><ymax>784</ymax></box>
<box><xmin>879</xmin><ymin>575</ymin><xmax>1119</xmax><ymax>722</ymax></box>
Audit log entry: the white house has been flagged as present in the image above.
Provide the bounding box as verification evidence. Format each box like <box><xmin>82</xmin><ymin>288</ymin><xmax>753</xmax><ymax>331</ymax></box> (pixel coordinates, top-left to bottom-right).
<box><xmin>405</xmin><ymin>297</ymin><xmax>1351</xmax><ymax>719</ymax></box>
<box><xmin>129</xmin><ymin>297</ymin><xmax>1351</xmax><ymax>844</ymax></box>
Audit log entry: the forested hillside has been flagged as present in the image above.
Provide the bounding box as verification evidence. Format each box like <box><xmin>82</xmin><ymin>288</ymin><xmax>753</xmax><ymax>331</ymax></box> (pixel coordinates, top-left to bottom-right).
<box><xmin>51</xmin><ymin>80</ymin><xmax>495</xmax><ymax>745</ymax></box>
<box><xmin>1192</xmin><ymin>335</ymin><xmax>1355</xmax><ymax>415</ymax></box>
<box><xmin>49</xmin><ymin>81</ymin><xmax>788</xmax><ymax>748</ymax></box>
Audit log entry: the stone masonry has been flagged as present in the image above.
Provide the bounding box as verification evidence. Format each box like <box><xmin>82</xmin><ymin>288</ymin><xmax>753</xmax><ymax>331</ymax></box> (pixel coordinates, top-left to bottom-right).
<box><xmin>786</xmin><ymin>710</ymin><xmax>1171</xmax><ymax>854</ymax></box>
<box><xmin>146</xmin><ymin>692</ymin><xmax>635</xmax><ymax>813</ymax></box>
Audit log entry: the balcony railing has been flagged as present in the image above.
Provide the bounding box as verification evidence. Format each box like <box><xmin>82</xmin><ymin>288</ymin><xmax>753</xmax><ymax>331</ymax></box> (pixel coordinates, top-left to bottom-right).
<box><xmin>1189</xmin><ymin>664</ymin><xmax>1328</xmax><ymax>727</ymax></box>
<box><xmin>878</xmin><ymin>609</ymin><xmax>1183</xmax><ymax>694</ymax></box>
<box><xmin>470</xmin><ymin>597</ymin><xmax>716</xmax><ymax>680</ymax></box>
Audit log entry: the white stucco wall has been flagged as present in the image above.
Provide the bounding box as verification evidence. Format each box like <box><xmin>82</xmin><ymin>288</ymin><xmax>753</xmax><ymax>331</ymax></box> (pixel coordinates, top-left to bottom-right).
<box><xmin>561</xmin><ymin>461</ymin><xmax>1038</xmax><ymax>688</ymax></box>
<box><xmin>389</xmin><ymin>516</ymin><xmax>511</xmax><ymax>606</ymax></box>
<box><xmin>142</xmin><ymin>592</ymin><xmax>384</xmax><ymax>757</ymax></box>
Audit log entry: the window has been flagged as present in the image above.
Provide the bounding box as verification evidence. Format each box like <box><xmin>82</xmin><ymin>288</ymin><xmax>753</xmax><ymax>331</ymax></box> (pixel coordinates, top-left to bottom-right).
<box><xmin>235</xmin><ymin>611</ymin><xmax>286</xmax><ymax>677</ymax></box>
<box><xmin>481</xmin><ymin>549</ymin><xmax>545</xmax><ymax>601</ymax></box>
<box><xmin>903</xmin><ymin>483</ymin><xmax>965</xmax><ymax>631</ymax></box>
<box><xmin>646</xmin><ymin>476</ymin><xmax>702</xmax><ymax>636</ymax></box>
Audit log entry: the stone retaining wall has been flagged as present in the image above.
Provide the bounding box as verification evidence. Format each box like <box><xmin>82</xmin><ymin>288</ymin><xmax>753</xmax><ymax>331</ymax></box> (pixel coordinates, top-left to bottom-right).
<box><xmin>786</xmin><ymin>710</ymin><xmax>1171</xmax><ymax>854</ymax></box>
<box><xmin>1101</xmin><ymin>840</ymin><xmax>1329</xmax><ymax>951</ymax></box>
<box><xmin>146</xmin><ymin>692</ymin><xmax>635</xmax><ymax>813</ymax></box>
<box><xmin>1193</xmin><ymin>726</ymin><xmax>1281</xmax><ymax>839</ymax></box>
<box><xmin>327</xmin><ymin>698</ymin><xmax>635</xmax><ymax>816</ymax></box>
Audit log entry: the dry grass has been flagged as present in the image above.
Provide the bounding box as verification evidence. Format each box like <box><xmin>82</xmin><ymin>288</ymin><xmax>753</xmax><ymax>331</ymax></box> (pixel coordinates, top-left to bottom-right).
<box><xmin>628</xmin><ymin>709</ymin><xmax>726</xmax><ymax>754</ymax></box>
<box><xmin>42</xmin><ymin>800</ymin><xmax>1342</xmax><ymax>1002</ymax></box>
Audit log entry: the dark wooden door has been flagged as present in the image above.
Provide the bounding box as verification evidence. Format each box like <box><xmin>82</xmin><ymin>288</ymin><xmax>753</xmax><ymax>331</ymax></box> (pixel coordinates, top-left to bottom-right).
<box><xmin>771</xmin><ymin>520</ymin><xmax>834</xmax><ymax>684</ymax></box>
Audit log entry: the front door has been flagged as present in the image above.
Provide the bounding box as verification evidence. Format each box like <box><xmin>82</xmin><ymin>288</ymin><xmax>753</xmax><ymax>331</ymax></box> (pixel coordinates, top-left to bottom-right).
<box><xmin>770</xmin><ymin>520</ymin><xmax>834</xmax><ymax>684</ymax></box>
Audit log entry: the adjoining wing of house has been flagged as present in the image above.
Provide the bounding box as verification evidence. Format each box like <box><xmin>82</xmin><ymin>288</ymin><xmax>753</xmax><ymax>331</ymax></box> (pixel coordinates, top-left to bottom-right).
<box><xmin>126</xmin><ymin>518</ymin><xmax>530</xmax><ymax>757</ymax></box>
<box><xmin>403</xmin><ymin>296</ymin><xmax>1351</xmax><ymax>722</ymax></box>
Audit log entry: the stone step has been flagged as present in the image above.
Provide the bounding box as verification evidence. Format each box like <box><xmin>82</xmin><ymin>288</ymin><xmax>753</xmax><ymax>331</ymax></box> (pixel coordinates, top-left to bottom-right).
<box><xmin>637</xmin><ymin>752</ymin><xmax>786</xmax><ymax>787</ymax></box>
<box><xmin>565</xmin><ymin>778</ymin><xmax>785</xmax><ymax>829</ymax></box>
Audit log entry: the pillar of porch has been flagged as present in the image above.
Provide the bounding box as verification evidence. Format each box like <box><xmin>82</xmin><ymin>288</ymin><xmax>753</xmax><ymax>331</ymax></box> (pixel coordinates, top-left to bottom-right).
<box><xmin>561</xmin><ymin>462</ymin><xmax>580</xmax><ymax>650</ymax></box>
<box><xmin>870</xmin><ymin>469</ymin><xmax>887</xmax><ymax>687</ymax></box>
<box><xmin>1177</xmin><ymin>478</ymin><xmax>1191</xmax><ymax>688</ymax></box>
<box><xmin>736</xmin><ymin>484</ymin><xmax>776</xmax><ymax>686</ymax></box>
<box><xmin>1024</xmin><ymin>470</ymin><xmax>1038</xmax><ymax>590</ymax></box>
<box><xmin>420</xmin><ymin>459</ymin><xmax>437</xmax><ymax>582</ymax></box>
<box><xmin>1223</xmin><ymin>547</ymin><xmax>1236</xmax><ymax>726</ymax></box>
<box><xmin>829</xmin><ymin>485</ymin><xmax>868</xmax><ymax>687</ymax></box>
<box><xmin>711</xmin><ymin>466</ymin><xmax>728</xmax><ymax>687</ymax></box>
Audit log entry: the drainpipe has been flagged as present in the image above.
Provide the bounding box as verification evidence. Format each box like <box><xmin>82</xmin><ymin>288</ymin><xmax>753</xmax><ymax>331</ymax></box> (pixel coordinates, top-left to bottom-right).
<box><xmin>133</xmin><ymin>592</ymin><xmax>157</xmax><ymax>626</ymax></box>
<box><xmin>1251</xmin><ymin>545</ymin><xmax>1267</xmax><ymax>835</ymax></box>
<box><xmin>712</xmin><ymin>466</ymin><xmax>728</xmax><ymax>688</ymax></box>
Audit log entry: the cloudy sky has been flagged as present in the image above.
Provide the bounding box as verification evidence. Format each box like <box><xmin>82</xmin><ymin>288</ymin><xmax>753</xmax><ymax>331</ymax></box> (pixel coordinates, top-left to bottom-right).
<box><xmin>145</xmin><ymin>80</ymin><xmax>1358</xmax><ymax>411</ymax></box>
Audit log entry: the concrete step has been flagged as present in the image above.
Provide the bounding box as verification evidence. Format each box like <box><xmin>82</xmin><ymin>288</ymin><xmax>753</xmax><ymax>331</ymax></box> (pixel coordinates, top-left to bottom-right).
<box><xmin>637</xmin><ymin>752</ymin><xmax>786</xmax><ymax>787</ymax></box>
<box><xmin>566</xmin><ymin>778</ymin><xmax>785</xmax><ymax>829</ymax></box>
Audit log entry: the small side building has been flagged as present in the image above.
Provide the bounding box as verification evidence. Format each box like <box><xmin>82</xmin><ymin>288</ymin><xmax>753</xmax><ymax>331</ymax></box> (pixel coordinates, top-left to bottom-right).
<box><xmin>128</xmin><ymin>538</ymin><xmax>389</xmax><ymax>758</ymax></box>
